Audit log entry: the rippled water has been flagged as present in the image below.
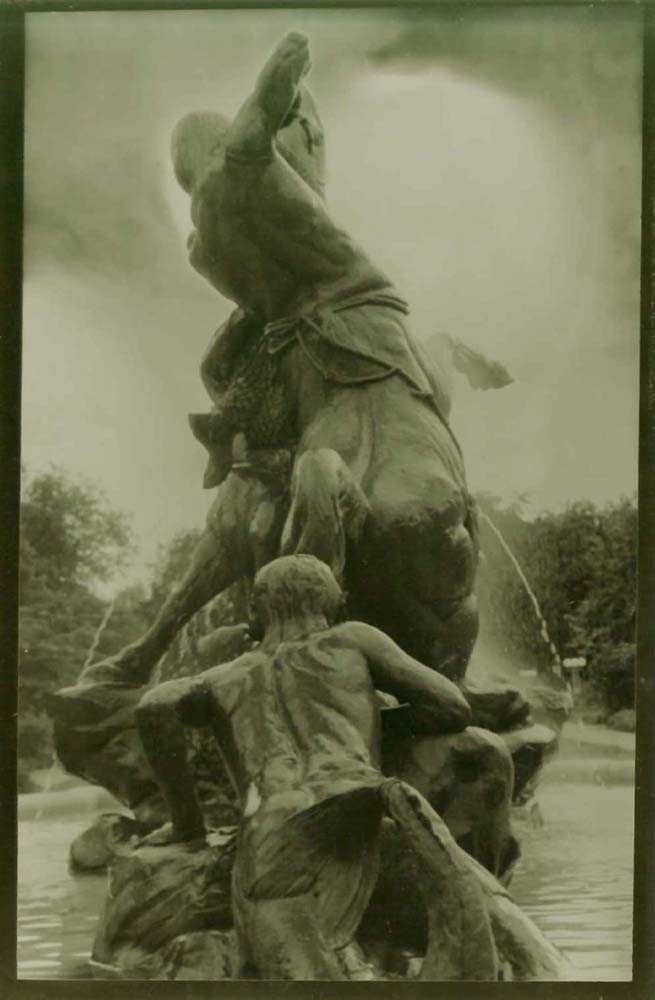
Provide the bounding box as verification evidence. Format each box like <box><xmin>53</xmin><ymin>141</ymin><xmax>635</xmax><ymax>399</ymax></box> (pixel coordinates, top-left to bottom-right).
<box><xmin>511</xmin><ymin>774</ymin><xmax>634</xmax><ymax>981</ymax></box>
<box><xmin>17</xmin><ymin>749</ymin><xmax>634</xmax><ymax>981</ymax></box>
<box><xmin>17</xmin><ymin>816</ymin><xmax>106</xmax><ymax>979</ymax></box>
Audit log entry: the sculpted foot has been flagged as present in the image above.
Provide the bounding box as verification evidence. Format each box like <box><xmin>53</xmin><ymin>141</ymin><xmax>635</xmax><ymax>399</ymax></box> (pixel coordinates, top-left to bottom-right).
<box><xmin>462</xmin><ymin>682</ymin><xmax>531</xmax><ymax>732</ymax></box>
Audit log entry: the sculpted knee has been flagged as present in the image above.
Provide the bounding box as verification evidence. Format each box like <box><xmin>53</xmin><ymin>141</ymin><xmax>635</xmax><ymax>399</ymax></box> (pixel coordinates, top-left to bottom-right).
<box><xmin>292</xmin><ymin>448</ymin><xmax>368</xmax><ymax>523</ymax></box>
<box><xmin>137</xmin><ymin>678</ymin><xmax>214</xmax><ymax>731</ymax></box>
<box><xmin>292</xmin><ymin>448</ymin><xmax>343</xmax><ymax>493</ymax></box>
<box><xmin>453</xmin><ymin>727</ymin><xmax>514</xmax><ymax>802</ymax></box>
<box><xmin>136</xmin><ymin>679</ymin><xmax>193</xmax><ymax>719</ymax></box>
<box><xmin>282</xmin><ymin>450</ymin><xmax>368</xmax><ymax>575</ymax></box>
<box><xmin>407</xmin><ymin>728</ymin><xmax>511</xmax><ymax>807</ymax></box>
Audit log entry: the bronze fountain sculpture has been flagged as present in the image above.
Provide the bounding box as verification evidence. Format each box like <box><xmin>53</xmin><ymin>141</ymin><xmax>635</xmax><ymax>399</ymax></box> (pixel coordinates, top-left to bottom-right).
<box><xmin>49</xmin><ymin>32</ymin><xmax>567</xmax><ymax>981</ymax></box>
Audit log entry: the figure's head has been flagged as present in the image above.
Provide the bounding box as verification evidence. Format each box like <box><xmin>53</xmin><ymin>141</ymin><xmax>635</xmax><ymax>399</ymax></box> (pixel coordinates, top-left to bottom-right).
<box><xmin>171</xmin><ymin>87</ymin><xmax>325</xmax><ymax>198</ymax></box>
<box><xmin>171</xmin><ymin>111</ymin><xmax>231</xmax><ymax>194</ymax></box>
<box><xmin>249</xmin><ymin>555</ymin><xmax>344</xmax><ymax>635</ymax></box>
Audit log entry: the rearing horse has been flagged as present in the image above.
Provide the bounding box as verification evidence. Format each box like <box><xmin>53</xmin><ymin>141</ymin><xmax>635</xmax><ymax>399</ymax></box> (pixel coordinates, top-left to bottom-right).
<box><xmin>172</xmin><ymin>31</ymin><xmax>479</xmax><ymax>682</ymax></box>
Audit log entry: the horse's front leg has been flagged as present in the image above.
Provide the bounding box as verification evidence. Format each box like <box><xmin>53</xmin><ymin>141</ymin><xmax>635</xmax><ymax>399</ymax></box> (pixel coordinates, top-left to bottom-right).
<box><xmin>280</xmin><ymin>448</ymin><xmax>369</xmax><ymax>581</ymax></box>
<box><xmin>80</xmin><ymin>472</ymin><xmax>267</xmax><ymax>687</ymax></box>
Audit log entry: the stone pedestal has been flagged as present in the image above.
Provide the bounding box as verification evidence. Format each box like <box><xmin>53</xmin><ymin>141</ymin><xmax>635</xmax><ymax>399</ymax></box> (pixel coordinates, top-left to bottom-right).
<box><xmin>92</xmin><ymin>830</ymin><xmax>236</xmax><ymax>978</ymax></box>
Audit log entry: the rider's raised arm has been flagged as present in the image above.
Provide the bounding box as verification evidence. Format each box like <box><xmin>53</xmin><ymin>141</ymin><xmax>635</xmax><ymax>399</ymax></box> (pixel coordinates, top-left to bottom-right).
<box><xmin>227</xmin><ymin>32</ymin><xmax>311</xmax><ymax>162</ymax></box>
<box><xmin>344</xmin><ymin>622</ymin><xmax>472</xmax><ymax>735</ymax></box>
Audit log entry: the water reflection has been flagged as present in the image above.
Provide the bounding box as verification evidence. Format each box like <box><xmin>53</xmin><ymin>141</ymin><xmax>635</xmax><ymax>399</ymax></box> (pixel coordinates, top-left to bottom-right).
<box><xmin>511</xmin><ymin>771</ymin><xmax>634</xmax><ymax>981</ymax></box>
<box><xmin>17</xmin><ymin>755</ymin><xmax>634</xmax><ymax>980</ymax></box>
<box><xmin>18</xmin><ymin>817</ymin><xmax>105</xmax><ymax>979</ymax></box>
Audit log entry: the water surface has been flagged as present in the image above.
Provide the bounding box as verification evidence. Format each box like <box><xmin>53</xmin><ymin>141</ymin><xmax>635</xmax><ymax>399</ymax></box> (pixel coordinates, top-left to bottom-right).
<box><xmin>511</xmin><ymin>769</ymin><xmax>634</xmax><ymax>981</ymax></box>
<box><xmin>17</xmin><ymin>749</ymin><xmax>634</xmax><ymax>980</ymax></box>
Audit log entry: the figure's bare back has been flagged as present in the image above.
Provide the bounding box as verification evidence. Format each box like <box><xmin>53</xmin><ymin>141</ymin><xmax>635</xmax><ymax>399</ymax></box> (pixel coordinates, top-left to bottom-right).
<box><xmin>271</xmin><ymin>632</ymin><xmax>382</xmax><ymax>777</ymax></box>
<box><xmin>202</xmin><ymin>632</ymin><xmax>381</xmax><ymax>810</ymax></box>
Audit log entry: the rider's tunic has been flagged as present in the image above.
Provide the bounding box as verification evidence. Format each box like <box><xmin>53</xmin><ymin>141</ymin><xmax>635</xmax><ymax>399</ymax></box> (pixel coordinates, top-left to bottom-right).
<box><xmin>194</xmin><ymin>287</ymin><xmax>461</xmax><ymax>488</ymax></box>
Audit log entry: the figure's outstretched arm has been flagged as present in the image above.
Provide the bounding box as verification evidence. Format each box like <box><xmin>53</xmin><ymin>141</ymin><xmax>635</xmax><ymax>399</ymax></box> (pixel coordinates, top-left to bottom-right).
<box><xmin>344</xmin><ymin>622</ymin><xmax>472</xmax><ymax>734</ymax></box>
<box><xmin>227</xmin><ymin>32</ymin><xmax>311</xmax><ymax>160</ymax></box>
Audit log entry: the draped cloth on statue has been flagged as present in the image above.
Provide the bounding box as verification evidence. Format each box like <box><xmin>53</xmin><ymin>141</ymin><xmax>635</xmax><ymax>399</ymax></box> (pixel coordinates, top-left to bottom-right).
<box><xmin>48</xmin><ymin>681</ymin><xmax>165</xmax><ymax>824</ymax></box>
<box><xmin>264</xmin><ymin>291</ymin><xmax>434</xmax><ymax>394</ymax></box>
<box><xmin>233</xmin><ymin>776</ymin><xmax>499</xmax><ymax>972</ymax></box>
<box><xmin>196</xmin><ymin>289</ymin><xmax>459</xmax><ymax>476</ymax></box>
<box><xmin>201</xmin><ymin>290</ymin><xmax>447</xmax><ymax>406</ymax></box>
<box><xmin>236</xmin><ymin>781</ymin><xmax>387</xmax><ymax>950</ymax></box>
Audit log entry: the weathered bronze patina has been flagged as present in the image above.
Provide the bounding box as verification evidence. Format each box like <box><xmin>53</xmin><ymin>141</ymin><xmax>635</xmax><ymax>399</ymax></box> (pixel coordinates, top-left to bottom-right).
<box><xmin>131</xmin><ymin>556</ymin><xmax>565</xmax><ymax>980</ymax></box>
<box><xmin>48</xmin><ymin>32</ymin><xmax>568</xmax><ymax>982</ymax></box>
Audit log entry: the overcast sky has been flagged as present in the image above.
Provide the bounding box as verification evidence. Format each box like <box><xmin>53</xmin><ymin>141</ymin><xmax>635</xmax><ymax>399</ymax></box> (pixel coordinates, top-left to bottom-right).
<box><xmin>22</xmin><ymin>6</ymin><xmax>642</xmax><ymax>582</ymax></box>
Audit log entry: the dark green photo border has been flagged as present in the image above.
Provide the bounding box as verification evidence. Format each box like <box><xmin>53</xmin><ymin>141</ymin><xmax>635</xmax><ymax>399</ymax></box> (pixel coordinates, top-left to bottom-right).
<box><xmin>1</xmin><ymin>2</ymin><xmax>653</xmax><ymax>998</ymax></box>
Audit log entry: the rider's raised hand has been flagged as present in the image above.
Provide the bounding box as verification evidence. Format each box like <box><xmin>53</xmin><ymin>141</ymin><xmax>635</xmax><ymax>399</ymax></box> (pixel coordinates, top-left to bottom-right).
<box><xmin>255</xmin><ymin>32</ymin><xmax>312</xmax><ymax>121</ymax></box>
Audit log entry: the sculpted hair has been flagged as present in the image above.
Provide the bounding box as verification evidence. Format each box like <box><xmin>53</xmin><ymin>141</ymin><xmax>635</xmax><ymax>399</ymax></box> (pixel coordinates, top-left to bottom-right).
<box><xmin>250</xmin><ymin>555</ymin><xmax>344</xmax><ymax>629</ymax></box>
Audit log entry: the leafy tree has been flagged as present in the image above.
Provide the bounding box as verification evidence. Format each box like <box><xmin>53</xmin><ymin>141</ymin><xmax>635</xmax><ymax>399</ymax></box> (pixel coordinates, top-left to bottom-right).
<box><xmin>18</xmin><ymin>464</ymin><xmax>636</xmax><ymax>792</ymax></box>
<box><xmin>142</xmin><ymin>528</ymin><xmax>203</xmax><ymax>618</ymax></box>
<box><xmin>20</xmin><ymin>469</ymin><xmax>132</xmax><ymax>588</ymax></box>
<box><xmin>145</xmin><ymin>528</ymin><xmax>252</xmax><ymax>684</ymax></box>
<box><xmin>18</xmin><ymin>468</ymin><xmax>137</xmax><ymax>785</ymax></box>
<box><xmin>475</xmin><ymin>493</ymin><xmax>637</xmax><ymax>717</ymax></box>
<box><xmin>563</xmin><ymin>498</ymin><xmax>637</xmax><ymax>712</ymax></box>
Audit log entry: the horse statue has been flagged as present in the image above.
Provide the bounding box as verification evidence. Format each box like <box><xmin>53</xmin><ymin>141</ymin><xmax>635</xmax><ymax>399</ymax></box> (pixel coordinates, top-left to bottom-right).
<box><xmin>172</xmin><ymin>32</ymin><xmax>482</xmax><ymax>684</ymax></box>
<box><xmin>45</xmin><ymin>33</ymin><xmax>567</xmax><ymax>982</ymax></box>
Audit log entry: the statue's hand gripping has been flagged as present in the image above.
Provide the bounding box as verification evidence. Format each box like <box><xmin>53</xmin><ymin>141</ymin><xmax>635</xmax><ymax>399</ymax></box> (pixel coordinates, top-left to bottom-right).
<box><xmin>255</xmin><ymin>32</ymin><xmax>311</xmax><ymax>126</ymax></box>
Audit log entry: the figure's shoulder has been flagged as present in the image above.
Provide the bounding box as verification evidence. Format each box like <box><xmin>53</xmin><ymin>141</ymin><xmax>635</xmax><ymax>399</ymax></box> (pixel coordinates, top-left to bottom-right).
<box><xmin>201</xmin><ymin>648</ymin><xmax>266</xmax><ymax>688</ymax></box>
<box><xmin>329</xmin><ymin>621</ymin><xmax>406</xmax><ymax>665</ymax></box>
<box><xmin>324</xmin><ymin>620</ymin><xmax>383</xmax><ymax>652</ymax></box>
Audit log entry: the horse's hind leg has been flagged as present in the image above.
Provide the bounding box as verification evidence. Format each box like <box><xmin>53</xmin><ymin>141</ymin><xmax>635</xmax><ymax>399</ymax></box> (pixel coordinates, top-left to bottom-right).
<box><xmin>354</xmin><ymin>579</ymin><xmax>528</xmax><ymax>731</ymax></box>
<box><xmin>366</xmin><ymin>589</ymin><xmax>477</xmax><ymax>684</ymax></box>
<box><xmin>383</xmin><ymin>589</ymin><xmax>479</xmax><ymax>685</ymax></box>
<box><xmin>425</xmin><ymin>594</ymin><xmax>480</xmax><ymax>683</ymax></box>
<box><xmin>345</xmin><ymin>475</ymin><xmax>480</xmax><ymax>681</ymax></box>
<box><xmin>280</xmin><ymin>448</ymin><xmax>369</xmax><ymax>580</ymax></box>
<box><xmin>349</xmin><ymin>567</ymin><xmax>470</xmax><ymax>683</ymax></box>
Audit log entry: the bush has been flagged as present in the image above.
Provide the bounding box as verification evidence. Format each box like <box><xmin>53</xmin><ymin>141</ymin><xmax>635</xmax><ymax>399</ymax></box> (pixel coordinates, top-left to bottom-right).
<box><xmin>17</xmin><ymin>759</ymin><xmax>38</xmax><ymax>794</ymax></box>
<box><xmin>607</xmin><ymin>708</ymin><xmax>637</xmax><ymax>733</ymax></box>
<box><xmin>18</xmin><ymin>467</ymin><xmax>137</xmax><ymax>779</ymax></box>
<box><xmin>588</xmin><ymin>642</ymin><xmax>636</xmax><ymax>714</ymax></box>
<box><xmin>476</xmin><ymin>494</ymin><xmax>636</xmax><ymax>718</ymax></box>
<box><xmin>17</xmin><ymin>710</ymin><xmax>54</xmax><ymax>782</ymax></box>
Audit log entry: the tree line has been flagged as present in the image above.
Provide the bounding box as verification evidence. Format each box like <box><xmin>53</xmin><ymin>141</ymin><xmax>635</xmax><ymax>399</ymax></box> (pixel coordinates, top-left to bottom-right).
<box><xmin>17</xmin><ymin>468</ymin><xmax>637</xmax><ymax>789</ymax></box>
<box><xmin>475</xmin><ymin>491</ymin><xmax>636</xmax><ymax>722</ymax></box>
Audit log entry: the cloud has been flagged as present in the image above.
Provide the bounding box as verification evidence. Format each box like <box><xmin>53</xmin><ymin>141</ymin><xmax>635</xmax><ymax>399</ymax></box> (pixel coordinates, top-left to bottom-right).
<box><xmin>21</xmin><ymin>8</ymin><xmax>642</xmax><ymax>577</ymax></box>
<box><xmin>367</xmin><ymin>6</ymin><xmax>642</xmax><ymax>362</ymax></box>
